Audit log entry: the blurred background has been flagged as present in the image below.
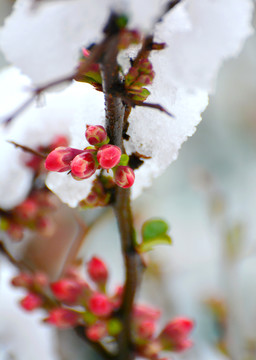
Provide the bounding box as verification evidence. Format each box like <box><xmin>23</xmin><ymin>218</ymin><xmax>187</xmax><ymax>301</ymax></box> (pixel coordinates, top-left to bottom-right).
<box><xmin>1</xmin><ymin>1</ymin><xmax>256</xmax><ymax>360</ymax></box>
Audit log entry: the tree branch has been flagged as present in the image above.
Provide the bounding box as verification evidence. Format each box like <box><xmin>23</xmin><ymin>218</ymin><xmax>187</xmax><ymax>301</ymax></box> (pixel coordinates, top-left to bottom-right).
<box><xmin>100</xmin><ymin>13</ymin><xmax>144</xmax><ymax>360</ymax></box>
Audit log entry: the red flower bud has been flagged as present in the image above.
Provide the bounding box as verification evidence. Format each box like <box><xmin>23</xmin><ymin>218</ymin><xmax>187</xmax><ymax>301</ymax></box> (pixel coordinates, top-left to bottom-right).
<box><xmin>49</xmin><ymin>135</ymin><xmax>69</xmax><ymax>151</ymax></box>
<box><xmin>88</xmin><ymin>292</ymin><xmax>112</xmax><ymax>317</ymax></box>
<box><xmin>33</xmin><ymin>272</ymin><xmax>48</xmax><ymax>289</ymax></box>
<box><xmin>11</xmin><ymin>272</ymin><xmax>33</xmax><ymax>287</ymax></box>
<box><xmin>20</xmin><ymin>293</ymin><xmax>42</xmax><ymax>311</ymax></box>
<box><xmin>111</xmin><ymin>285</ymin><xmax>123</xmax><ymax>309</ymax></box>
<box><xmin>85</xmin><ymin>125</ymin><xmax>107</xmax><ymax>146</ymax></box>
<box><xmin>162</xmin><ymin>317</ymin><xmax>194</xmax><ymax>341</ymax></box>
<box><xmin>51</xmin><ymin>279</ymin><xmax>84</xmax><ymax>304</ymax></box>
<box><xmin>86</xmin><ymin>322</ymin><xmax>108</xmax><ymax>341</ymax></box>
<box><xmin>47</xmin><ymin>308</ymin><xmax>79</xmax><ymax>329</ymax></box>
<box><xmin>87</xmin><ymin>257</ymin><xmax>108</xmax><ymax>284</ymax></box>
<box><xmin>45</xmin><ymin>147</ymin><xmax>83</xmax><ymax>172</ymax></box>
<box><xmin>114</xmin><ymin>166</ymin><xmax>135</xmax><ymax>188</ymax></box>
<box><xmin>71</xmin><ymin>151</ymin><xmax>97</xmax><ymax>179</ymax></box>
<box><xmin>133</xmin><ymin>304</ymin><xmax>161</xmax><ymax>321</ymax></box>
<box><xmin>160</xmin><ymin>317</ymin><xmax>194</xmax><ymax>352</ymax></box>
<box><xmin>15</xmin><ymin>198</ymin><xmax>38</xmax><ymax>220</ymax></box>
<box><xmin>97</xmin><ymin>145</ymin><xmax>121</xmax><ymax>169</ymax></box>
<box><xmin>136</xmin><ymin>319</ymin><xmax>156</xmax><ymax>340</ymax></box>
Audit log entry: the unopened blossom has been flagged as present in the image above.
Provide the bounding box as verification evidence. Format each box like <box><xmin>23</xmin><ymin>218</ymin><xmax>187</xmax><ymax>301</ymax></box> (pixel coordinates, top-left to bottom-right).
<box><xmin>97</xmin><ymin>145</ymin><xmax>121</xmax><ymax>170</ymax></box>
<box><xmin>46</xmin><ymin>308</ymin><xmax>80</xmax><ymax>329</ymax></box>
<box><xmin>45</xmin><ymin>147</ymin><xmax>83</xmax><ymax>172</ymax></box>
<box><xmin>51</xmin><ymin>278</ymin><xmax>85</xmax><ymax>304</ymax></box>
<box><xmin>20</xmin><ymin>293</ymin><xmax>43</xmax><ymax>311</ymax></box>
<box><xmin>86</xmin><ymin>322</ymin><xmax>108</xmax><ymax>342</ymax></box>
<box><xmin>114</xmin><ymin>166</ymin><xmax>135</xmax><ymax>188</ymax></box>
<box><xmin>71</xmin><ymin>151</ymin><xmax>98</xmax><ymax>179</ymax></box>
<box><xmin>87</xmin><ymin>257</ymin><xmax>108</xmax><ymax>284</ymax></box>
<box><xmin>85</xmin><ymin>125</ymin><xmax>107</xmax><ymax>146</ymax></box>
<box><xmin>88</xmin><ymin>292</ymin><xmax>113</xmax><ymax>317</ymax></box>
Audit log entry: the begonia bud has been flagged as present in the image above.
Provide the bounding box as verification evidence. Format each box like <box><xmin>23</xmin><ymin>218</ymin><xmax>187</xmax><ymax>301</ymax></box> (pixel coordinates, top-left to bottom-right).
<box><xmin>114</xmin><ymin>166</ymin><xmax>135</xmax><ymax>188</ymax></box>
<box><xmin>45</xmin><ymin>147</ymin><xmax>83</xmax><ymax>172</ymax></box>
<box><xmin>15</xmin><ymin>198</ymin><xmax>38</xmax><ymax>220</ymax></box>
<box><xmin>87</xmin><ymin>257</ymin><xmax>108</xmax><ymax>284</ymax></box>
<box><xmin>51</xmin><ymin>278</ymin><xmax>84</xmax><ymax>304</ymax></box>
<box><xmin>97</xmin><ymin>145</ymin><xmax>121</xmax><ymax>169</ymax></box>
<box><xmin>20</xmin><ymin>293</ymin><xmax>42</xmax><ymax>311</ymax></box>
<box><xmin>137</xmin><ymin>319</ymin><xmax>156</xmax><ymax>340</ymax></box>
<box><xmin>160</xmin><ymin>317</ymin><xmax>194</xmax><ymax>352</ymax></box>
<box><xmin>162</xmin><ymin>317</ymin><xmax>194</xmax><ymax>340</ymax></box>
<box><xmin>71</xmin><ymin>151</ymin><xmax>97</xmax><ymax>179</ymax></box>
<box><xmin>86</xmin><ymin>322</ymin><xmax>108</xmax><ymax>341</ymax></box>
<box><xmin>47</xmin><ymin>308</ymin><xmax>79</xmax><ymax>329</ymax></box>
<box><xmin>11</xmin><ymin>272</ymin><xmax>33</xmax><ymax>287</ymax></box>
<box><xmin>85</xmin><ymin>125</ymin><xmax>107</xmax><ymax>146</ymax></box>
<box><xmin>88</xmin><ymin>292</ymin><xmax>112</xmax><ymax>317</ymax></box>
<box><xmin>133</xmin><ymin>304</ymin><xmax>161</xmax><ymax>321</ymax></box>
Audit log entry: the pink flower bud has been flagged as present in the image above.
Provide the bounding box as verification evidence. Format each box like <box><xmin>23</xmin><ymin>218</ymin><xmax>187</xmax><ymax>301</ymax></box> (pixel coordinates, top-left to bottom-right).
<box><xmin>162</xmin><ymin>317</ymin><xmax>194</xmax><ymax>341</ymax></box>
<box><xmin>71</xmin><ymin>151</ymin><xmax>97</xmax><ymax>179</ymax></box>
<box><xmin>111</xmin><ymin>285</ymin><xmax>123</xmax><ymax>309</ymax></box>
<box><xmin>175</xmin><ymin>339</ymin><xmax>193</xmax><ymax>352</ymax></box>
<box><xmin>97</xmin><ymin>145</ymin><xmax>121</xmax><ymax>169</ymax></box>
<box><xmin>15</xmin><ymin>198</ymin><xmax>38</xmax><ymax>220</ymax></box>
<box><xmin>45</xmin><ymin>147</ymin><xmax>83</xmax><ymax>172</ymax></box>
<box><xmin>87</xmin><ymin>257</ymin><xmax>108</xmax><ymax>284</ymax></box>
<box><xmin>85</xmin><ymin>125</ymin><xmax>107</xmax><ymax>146</ymax></box>
<box><xmin>47</xmin><ymin>308</ymin><xmax>79</xmax><ymax>329</ymax></box>
<box><xmin>49</xmin><ymin>135</ymin><xmax>69</xmax><ymax>151</ymax></box>
<box><xmin>33</xmin><ymin>272</ymin><xmax>48</xmax><ymax>289</ymax></box>
<box><xmin>88</xmin><ymin>292</ymin><xmax>112</xmax><ymax>317</ymax></box>
<box><xmin>137</xmin><ymin>319</ymin><xmax>156</xmax><ymax>340</ymax></box>
<box><xmin>11</xmin><ymin>272</ymin><xmax>33</xmax><ymax>287</ymax></box>
<box><xmin>51</xmin><ymin>279</ymin><xmax>84</xmax><ymax>304</ymax></box>
<box><xmin>20</xmin><ymin>293</ymin><xmax>42</xmax><ymax>311</ymax></box>
<box><xmin>114</xmin><ymin>166</ymin><xmax>135</xmax><ymax>188</ymax></box>
<box><xmin>133</xmin><ymin>304</ymin><xmax>161</xmax><ymax>321</ymax></box>
<box><xmin>86</xmin><ymin>322</ymin><xmax>108</xmax><ymax>341</ymax></box>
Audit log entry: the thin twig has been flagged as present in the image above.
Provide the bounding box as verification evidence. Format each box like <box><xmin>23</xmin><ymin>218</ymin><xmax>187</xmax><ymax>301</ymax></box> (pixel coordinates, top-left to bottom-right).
<box><xmin>3</xmin><ymin>32</ymin><xmax>114</xmax><ymax>125</ymax></box>
<box><xmin>121</xmin><ymin>96</ymin><xmax>173</xmax><ymax>117</ymax></box>
<box><xmin>7</xmin><ymin>140</ymin><xmax>46</xmax><ymax>158</ymax></box>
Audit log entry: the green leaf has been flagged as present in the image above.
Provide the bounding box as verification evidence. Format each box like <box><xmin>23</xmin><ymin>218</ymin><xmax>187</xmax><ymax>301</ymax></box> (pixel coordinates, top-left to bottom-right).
<box><xmin>142</xmin><ymin>219</ymin><xmax>169</xmax><ymax>240</ymax></box>
<box><xmin>139</xmin><ymin>219</ymin><xmax>172</xmax><ymax>252</ymax></box>
<box><xmin>118</xmin><ymin>154</ymin><xmax>129</xmax><ymax>166</ymax></box>
<box><xmin>139</xmin><ymin>234</ymin><xmax>172</xmax><ymax>252</ymax></box>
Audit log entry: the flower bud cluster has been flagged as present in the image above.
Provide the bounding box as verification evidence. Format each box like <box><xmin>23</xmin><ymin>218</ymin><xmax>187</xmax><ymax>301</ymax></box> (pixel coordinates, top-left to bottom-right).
<box><xmin>118</xmin><ymin>29</ymin><xmax>141</xmax><ymax>50</ymax></box>
<box><xmin>75</xmin><ymin>48</ymin><xmax>102</xmax><ymax>91</ymax></box>
<box><xmin>125</xmin><ymin>58</ymin><xmax>155</xmax><ymax>102</ymax></box>
<box><xmin>11</xmin><ymin>257</ymin><xmax>193</xmax><ymax>359</ymax></box>
<box><xmin>0</xmin><ymin>190</ymin><xmax>57</xmax><ymax>241</ymax></box>
<box><xmin>45</xmin><ymin>125</ymin><xmax>135</xmax><ymax>189</ymax></box>
<box><xmin>79</xmin><ymin>177</ymin><xmax>114</xmax><ymax>208</ymax></box>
